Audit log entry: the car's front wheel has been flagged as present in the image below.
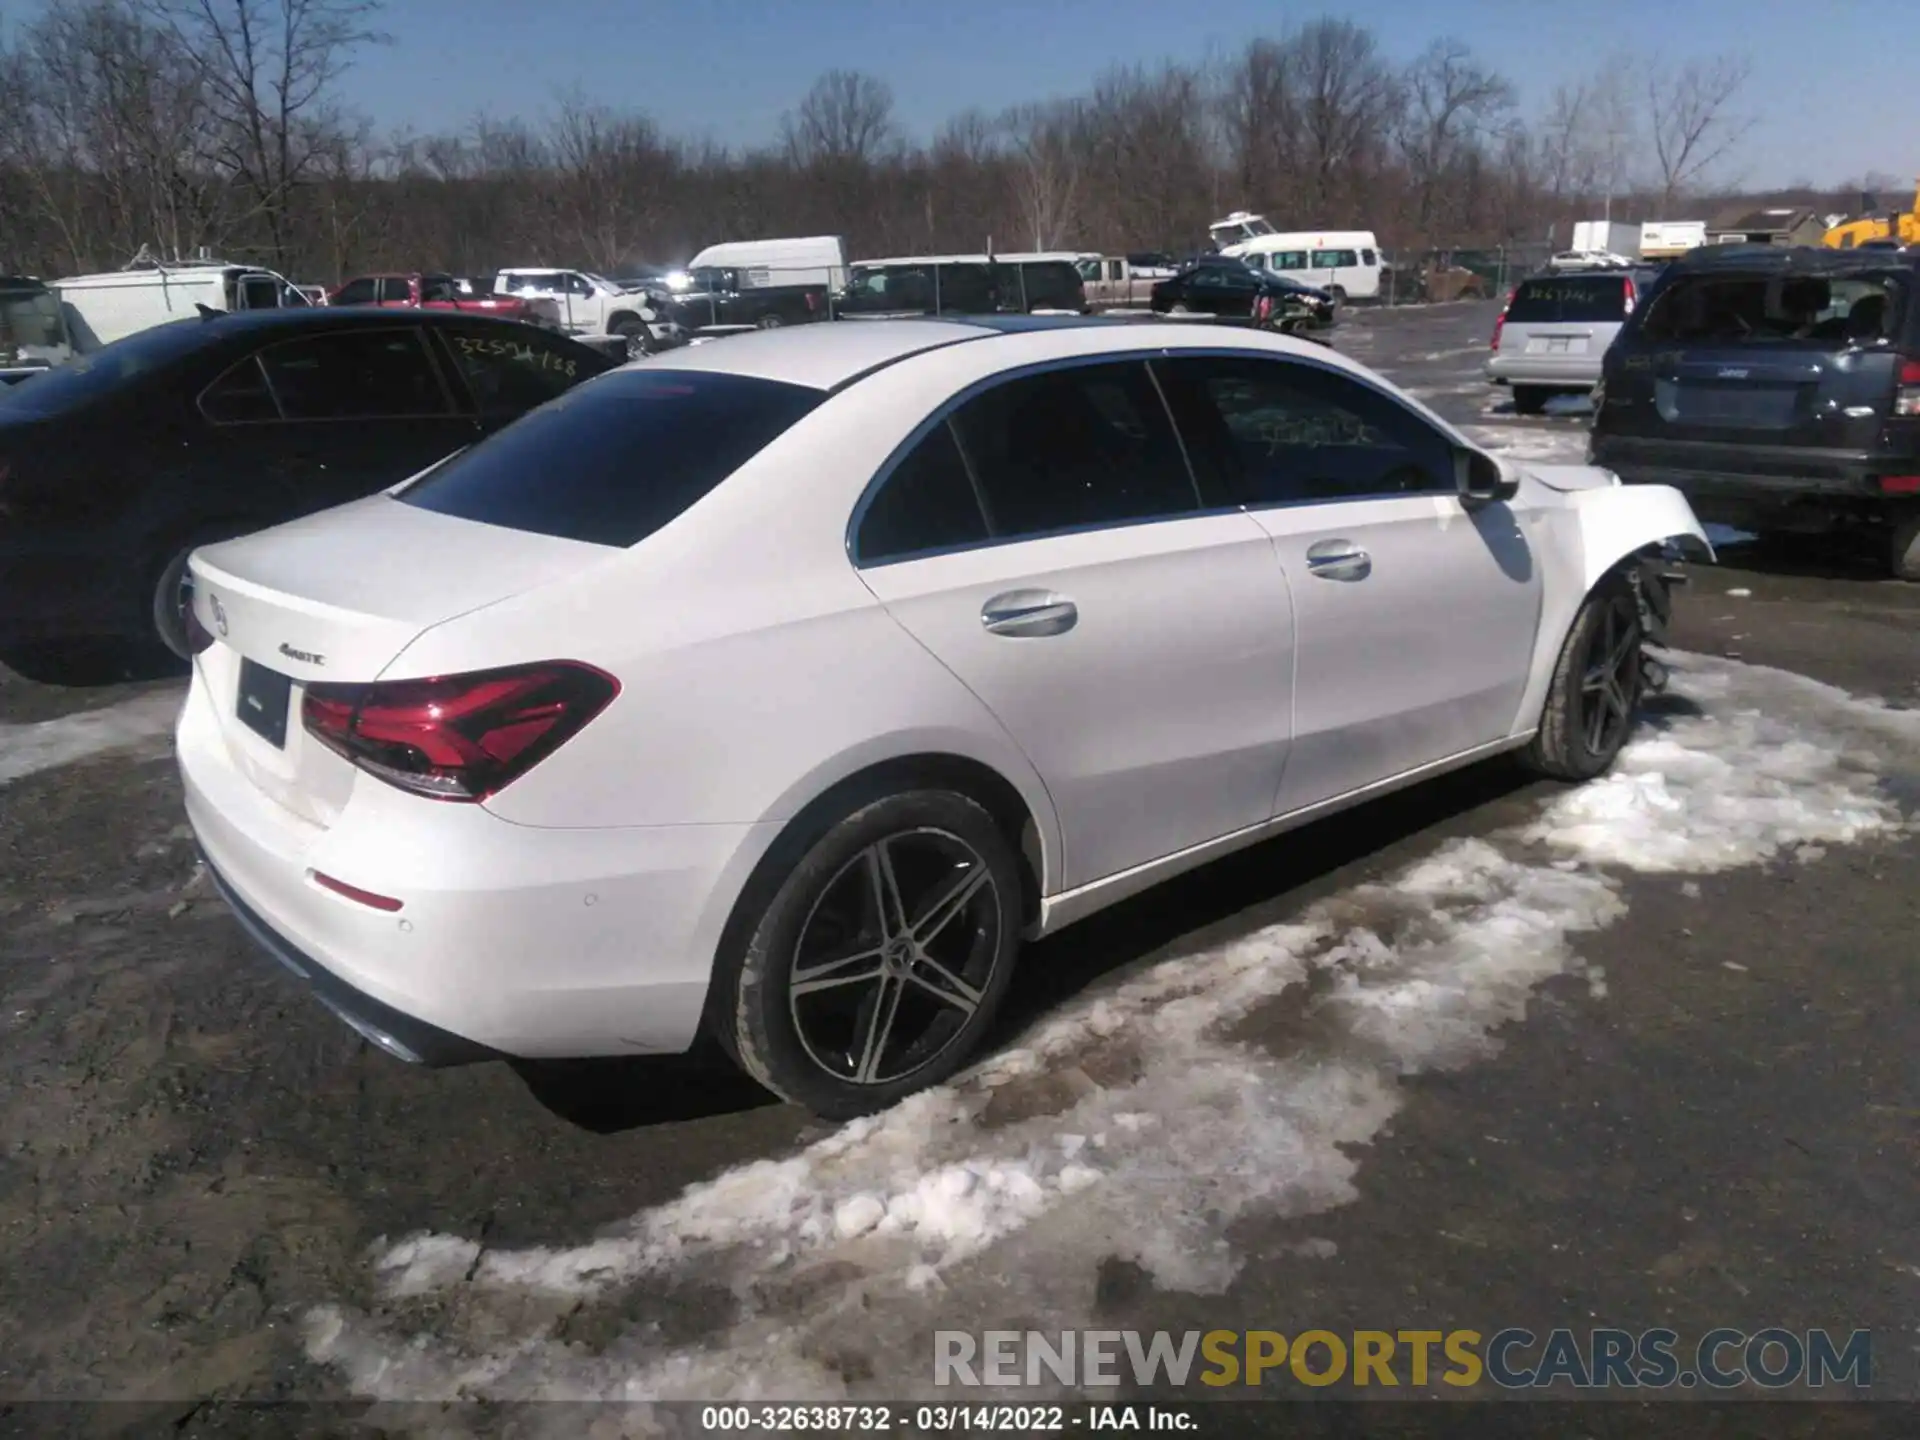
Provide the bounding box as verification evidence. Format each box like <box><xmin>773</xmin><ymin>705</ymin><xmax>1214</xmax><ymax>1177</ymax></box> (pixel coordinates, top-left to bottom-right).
<box><xmin>1522</xmin><ymin>572</ymin><xmax>1644</xmax><ymax>782</ymax></box>
<box><xmin>717</xmin><ymin>790</ymin><xmax>1022</xmax><ymax>1117</ymax></box>
<box><xmin>755</xmin><ymin>312</ymin><xmax>785</xmax><ymax>329</ymax></box>
<box><xmin>1511</xmin><ymin>385</ymin><xmax>1550</xmax><ymax>416</ymax></box>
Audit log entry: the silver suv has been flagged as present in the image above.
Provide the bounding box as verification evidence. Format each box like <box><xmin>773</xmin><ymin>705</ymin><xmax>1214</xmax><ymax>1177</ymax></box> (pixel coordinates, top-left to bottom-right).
<box><xmin>1487</xmin><ymin>267</ymin><xmax>1663</xmax><ymax>414</ymax></box>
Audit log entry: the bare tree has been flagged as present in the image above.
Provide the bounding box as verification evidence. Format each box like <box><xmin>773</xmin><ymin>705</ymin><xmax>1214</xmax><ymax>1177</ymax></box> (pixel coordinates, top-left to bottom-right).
<box><xmin>142</xmin><ymin>0</ymin><xmax>385</xmax><ymax>265</ymax></box>
<box><xmin>1002</xmin><ymin>101</ymin><xmax>1080</xmax><ymax>250</ymax></box>
<box><xmin>1289</xmin><ymin>18</ymin><xmax>1398</xmax><ymax>214</ymax></box>
<box><xmin>1219</xmin><ymin>38</ymin><xmax>1302</xmax><ymax>211</ymax></box>
<box><xmin>1398</xmin><ymin>39</ymin><xmax>1513</xmax><ymax>234</ymax></box>
<box><xmin>781</xmin><ymin>70</ymin><xmax>896</xmax><ymax>169</ymax></box>
<box><xmin>1647</xmin><ymin>55</ymin><xmax>1752</xmax><ymax>209</ymax></box>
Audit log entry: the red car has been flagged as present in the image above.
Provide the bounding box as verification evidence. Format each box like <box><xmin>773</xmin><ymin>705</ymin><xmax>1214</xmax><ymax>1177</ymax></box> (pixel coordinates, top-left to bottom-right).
<box><xmin>328</xmin><ymin>272</ymin><xmax>558</xmax><ymax>328</ymax></box>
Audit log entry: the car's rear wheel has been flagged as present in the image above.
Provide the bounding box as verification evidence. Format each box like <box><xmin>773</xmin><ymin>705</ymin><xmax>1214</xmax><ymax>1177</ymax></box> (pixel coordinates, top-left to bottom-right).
<box><xmin>717</xmin><ymin>790</ymin><xmax>1022</xmax><ymax>1117</ymax></box>
<box><xmin>1889</xmin><ymin>509</ymin><xmax>1920</xmax><ymax>582</ymax></box>
<box><xmin>755</xmin><ymin>312</ymin><xmax>784</xmax><ymax>329</ymax></box>
<box><xmin>1511</xmin><ymin>385</ymin><xmax>1550</xmax><ymax>416</ymax></box>
<box><xmin>1169</xmin><ymin>302</ymin><xmax>1191</xmax><ymax>315</ymax></box>
<box><xmin>1522</xmin><ymin>572</ymin><xmax>1643</xmax><ymax>782</ymax></box>
<box><xmin>148</xmin><ymin>538</ymin><xmax>209</xmax><ymax>662</ymax></box>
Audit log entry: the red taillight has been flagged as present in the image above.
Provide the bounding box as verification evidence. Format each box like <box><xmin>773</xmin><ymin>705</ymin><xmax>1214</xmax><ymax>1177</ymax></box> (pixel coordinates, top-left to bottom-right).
<box><xmin>1879</xmin><ymin>475</ymin><xmax>1920</xmax><ymax>494</ymax></box>
<box><xmin>302</xmin><ymin>661</ymin><xmax>619</xmax><ymax>802</ymax></box>
<box><xmin>1622</xmin><ymin>277</ymin><xmax>1638</xmax><ymax>314</ymax></box>
<box><xmin>310</xmin><ymin>871</ymin><xmax>404</xmax><ymax>911</ymax></box>
<box><xmin>1256</xmin><ymin>294</ymin><xmax>1273</xmax><ymax>321</ymax></box>
<box><xmin>1491</xmin><ymin>313</ymin><xmax>1505</xmax><ymax>351</ymax></box>
<box><xmin>805</xmin><ymin>292</ymin><xmax>818</xmax><ymax>312</ymax></box>
<box><xmin>1896</xmin><ymin>358</ymin><xmax>1920</xmax><ymax>418</ymax></box>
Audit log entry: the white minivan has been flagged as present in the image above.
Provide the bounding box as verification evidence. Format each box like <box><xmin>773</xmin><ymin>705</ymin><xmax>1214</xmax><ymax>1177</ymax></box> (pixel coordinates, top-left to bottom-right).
<box><xmin>1209</xmin><ymin>214</ymin><xmax>1384</xmax><ymax>302</ymax></box>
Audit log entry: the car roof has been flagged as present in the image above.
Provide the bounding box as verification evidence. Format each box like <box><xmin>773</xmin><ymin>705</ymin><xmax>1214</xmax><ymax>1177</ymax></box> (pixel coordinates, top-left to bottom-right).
<box><xmin>640</xmin><ymin>315</ymin><xmax>1387</xmax><ymax>395</ymax></box>
<box><xmin>122</xmin><ymin>306</ymin><xmax>599</xmax><ymax>343</ymax></box>
<box><xmin>1668</xmin><ymin>244</ymin><xmax>1919</xmax><ymax>275</ymax></box>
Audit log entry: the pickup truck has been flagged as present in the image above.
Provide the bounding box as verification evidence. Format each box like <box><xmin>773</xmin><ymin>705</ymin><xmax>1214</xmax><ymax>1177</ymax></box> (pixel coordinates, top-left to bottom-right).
<box><xmin>663</xmin><ymin>266</ymin><xmax>827</xmax><ymax>334</ymax></box>
<box><xmin>328</xmin><ymin>272</ymin><xmax>560</xmax><ymax>329</ymax></box>
<box><xmin>493</xmin><ymin>268</ymin><xmax>684</xmax><ymax>354</ymax></box>
<box><xmin>1075</xmin><ymin>254</ymin><xmax>1179</xmax><ymax>308</ymax></box>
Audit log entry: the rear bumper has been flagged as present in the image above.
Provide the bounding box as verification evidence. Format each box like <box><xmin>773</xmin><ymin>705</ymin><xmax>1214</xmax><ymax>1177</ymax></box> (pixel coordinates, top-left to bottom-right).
<box><xmin>1486</xmin><ymin>353</ymin><xmax>1602</xmax><ymax>387</ymax></box>
<box><xmin>177</xmin><ymin>663</ymin><xmax>777</xmax><ymax>1060</ymax></box>
<box><xmin>201</xmin><ymin>852</ymin><xmax>496</xmax><ymax>1066</ymax></box>
<box><xmin>1590</xmin><ymin>434</ymin><xmax>1907</xmax><ymax>526</ymax></box>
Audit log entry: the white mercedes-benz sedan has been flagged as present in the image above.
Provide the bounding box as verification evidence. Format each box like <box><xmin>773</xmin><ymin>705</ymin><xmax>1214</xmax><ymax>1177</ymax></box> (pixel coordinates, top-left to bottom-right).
<box><xmin>177</xmin><ymin>316</ymin><xmax>1708</xmax><ymax>1116</ymax></box>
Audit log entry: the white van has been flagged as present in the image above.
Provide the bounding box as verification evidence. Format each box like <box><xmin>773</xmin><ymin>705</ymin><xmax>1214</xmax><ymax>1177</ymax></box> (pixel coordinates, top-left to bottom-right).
<box><xmin>1208</xmin><ymin>214</ymin><xmax>1384</xmax><ymax>301</ymax></box>
<box><xmin>52</xmin><ymin>259</ymin><xmax>308</xmax><ymax>350</ymax></box>
<box><xmin>675</xmin><ymin>236</ymin><xmax>848</xmax><ymax>293</ymax></box>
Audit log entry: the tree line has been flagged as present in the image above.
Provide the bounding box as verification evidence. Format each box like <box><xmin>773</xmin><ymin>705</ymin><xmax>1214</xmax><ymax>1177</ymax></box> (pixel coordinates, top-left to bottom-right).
<box><xmin>0</xmin><ymin>0</ymin><xmax>1886</xmax><ymax>285</ymax></box>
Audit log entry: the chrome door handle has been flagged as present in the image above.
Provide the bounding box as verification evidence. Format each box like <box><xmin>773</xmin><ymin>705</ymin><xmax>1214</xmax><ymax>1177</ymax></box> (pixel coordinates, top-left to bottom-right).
<box><xmin>1305</xmin><ymin>539</ymin><xmax>1372</xmax><ymax>582</ymax></box>
<box><xmin>981</xmin><ymin>589</ymin><xmax>1078</xmax><ymax>637</ymax></box>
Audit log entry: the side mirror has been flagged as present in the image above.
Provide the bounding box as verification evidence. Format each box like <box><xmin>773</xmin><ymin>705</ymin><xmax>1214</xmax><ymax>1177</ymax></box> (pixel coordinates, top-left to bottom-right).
<box><xmin>1456</xmin><ymin>446</ymin><xmax>1518</xmax><ymax>505</ymax></box>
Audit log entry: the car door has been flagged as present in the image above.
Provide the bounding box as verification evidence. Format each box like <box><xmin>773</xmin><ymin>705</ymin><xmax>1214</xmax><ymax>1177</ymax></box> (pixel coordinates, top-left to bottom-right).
<box><xmin>1157</xmin><ymin>352</ymin><xmax>1541</xmax><ymax>817</ymax></box>
<box><xmin>198</xmin><ymin>326</ymin><xmax>479</xmax><ymax>515</ymax></box>
<box><xmin>853</xmin><ymin>358</ymin><xmax>1296</xmax><ymax>890</ymax></box>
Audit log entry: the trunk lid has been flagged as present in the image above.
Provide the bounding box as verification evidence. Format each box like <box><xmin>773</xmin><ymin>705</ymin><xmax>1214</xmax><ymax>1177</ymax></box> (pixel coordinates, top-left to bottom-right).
<box><xmin>188</xmin><ymin>495</ymin><xmax>615</xmax><ymax>828</ymax></box>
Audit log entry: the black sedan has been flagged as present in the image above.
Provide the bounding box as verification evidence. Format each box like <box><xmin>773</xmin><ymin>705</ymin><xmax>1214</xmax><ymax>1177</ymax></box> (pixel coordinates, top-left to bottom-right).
<box><xmin>0</xmin><ymin>308</ymin><xmax>615</xmax><ymax>662</ymax></box>
<box><xmin>1150</xmin><ymin>259</ymin><xmax>1336</xmax><ymax>333</ymax></box>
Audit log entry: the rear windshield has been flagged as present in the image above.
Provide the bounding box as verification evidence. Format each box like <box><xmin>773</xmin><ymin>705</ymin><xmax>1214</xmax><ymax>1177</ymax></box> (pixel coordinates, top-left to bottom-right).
<box><xmin>1637</xmin><ymin>271</ymin><xmax>1906</xmax><ymax>346</ymax></box>
<box><xmin>1506</xmin><ymin>276</ymin><xmax>1630</xmax><ymax>323</ymax></box>
<box><xmin>397</xmin><ymin>369</ymin><xmax>825</xmax><ymax>546</ymax></box>
<box><xmin>0</xmin><ymin>316</ymin><xmax>214</xmax><ymax>416</ymax></box>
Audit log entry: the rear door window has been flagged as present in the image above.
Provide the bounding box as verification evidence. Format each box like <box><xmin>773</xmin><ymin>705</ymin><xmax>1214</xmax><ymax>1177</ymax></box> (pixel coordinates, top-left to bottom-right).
<box><xmin>199</xmin><ymin>354</ymin><xmax>281</xmax><ymax>423</ymax></box>
<box><xmin>398</xmin><ymin>370</ymin><xmax>825</xmax><ymax>546</ymax></box>
<box><xmin>438</xmin><ymin>325</ymin><xmax>603</xmax><ymax>417</ymax></box>
<box><xmin>258</xmin><ymin>330</ymin><xmax>451</xmax><ymax>419</ymax></box>
<box><xmin>333</xmin><ymin>278</ymin><xmax>377</xmax><ymax>305</ymax></box>
<box><xmin>948</xmin><ymin>360</ymin><xmax>1198</xmax><ymax>541</ymax></box>
<box><xmin>1507</xmin><ymin>277</ymin><xmax>1629</xmax><ymax>324</ymax></box>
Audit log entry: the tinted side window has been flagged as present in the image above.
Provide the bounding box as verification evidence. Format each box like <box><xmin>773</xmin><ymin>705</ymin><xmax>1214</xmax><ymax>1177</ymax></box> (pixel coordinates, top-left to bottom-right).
<box><xmin>399</xmin><ymin>370</ymin><xmax>824</xmax><ymax>546</ymax></box>
<box><xmin>950</xmin><ymin>361</ymin><xmax>1197</xmax><ymax>540</ymax></box>
<box><xmin>378</xmin><ymin>277</ymin><xmax>413</xmax><ymax>304</ymax></box>
<box><xmin>238</xmin><ymin>275</ymin><xmax>280</xmax><ymax>309</ymax></box>
<box><xmin>1161</xmin><ymin>355</ymin><xmax>1453</xmax><ymax>504</ymax></box>
<box><xmin>857</xmin><ymin>419</ymin><xmax>988</xmax><ymax>563</ymax></box>
<box><xmin>419</xmin><ymin>276</ymin><xmax>459</xmax><ymax>303</ymax></box>
<box><xmin>258</xmin><ymin>330</ymin><xmax>450</xmax><ymax>419</ymax></box>
<box><xmin>441</xmin><ymin>327</ymin><xmax>601</xmax><ymax>416</ymax></box>
<box><xmin>199</xmin><ymin>354</ymin><xmax>280</xmax><ymax>423</ymax></box>
<box><xmin>333</xmin><ymin>278</ymin><xmax>377</xmax><ymax>305</ymax></box>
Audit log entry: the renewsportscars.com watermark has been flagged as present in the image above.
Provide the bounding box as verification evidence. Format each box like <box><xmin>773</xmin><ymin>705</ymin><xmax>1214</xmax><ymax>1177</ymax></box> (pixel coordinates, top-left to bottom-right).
<box><xmin>934</xmin><ymin>1328</ymin><xmax>1873</xmax><ymax>1391</ymax></box>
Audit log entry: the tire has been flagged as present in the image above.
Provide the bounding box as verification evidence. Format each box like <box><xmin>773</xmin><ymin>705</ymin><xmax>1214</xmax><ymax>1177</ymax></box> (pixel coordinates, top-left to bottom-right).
<box><xmin>1170</xmin><ymin>303</ymin><xmax>1191</xmax><ymax>315</ymax></box>
<box><xmin>754</xmin><ymin>312</ymin><xmax>785</xmax><ymax>330</ymax></box>
<box><xmin>716</xmin><ymin>789</ymin><xmax>1023</xmax><ymax>1118</ymax></box>
<box><xmin>147</xmin><ymin>538</ymin><xmax>206</xmax><ymax>662</ymax></box>
<box><xmin>609</xmin><ymin>313</ymin><xmax>652</xmax><ymax>357</ymax></box>
<box><xmin>1511</xmin><ymin>385</ymin><xmax>1550</xmax><ymax>416</ymax></box>
<box><xmin>1522</xmin><ymin>572</ymin><xmax>1643</xmax><ymax>782</ymax></box>
<box><xmin>1889</xmin><ymin>510</ymin><xmax>1920</xmax><ymax>582</ymax></box>
<box><xmin>1327</xmin><ymin>285</ymin><xmax>1347</xmax><ymax>305</ymax></box>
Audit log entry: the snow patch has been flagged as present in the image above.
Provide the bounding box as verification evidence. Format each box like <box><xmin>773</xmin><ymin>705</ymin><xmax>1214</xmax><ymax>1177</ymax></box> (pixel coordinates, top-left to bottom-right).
<box><xmin>0</xmin><ymin>689</ymin><xmax>183</xmax><ymax>786</ymax></box>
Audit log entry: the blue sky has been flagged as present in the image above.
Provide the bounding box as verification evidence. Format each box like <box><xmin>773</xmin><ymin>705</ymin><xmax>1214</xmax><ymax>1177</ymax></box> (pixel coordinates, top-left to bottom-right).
<box><xmin>13</xmin><ymin>0</ymin><xmax>1918</xmax><ymax>190</ymax></box>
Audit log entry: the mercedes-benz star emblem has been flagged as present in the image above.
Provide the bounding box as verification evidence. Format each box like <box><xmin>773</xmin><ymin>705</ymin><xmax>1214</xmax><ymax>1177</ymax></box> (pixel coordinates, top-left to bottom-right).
<box><xmin>210</xmin><ymin>595</ymin><xmax>228</xmax><ymax>637</ymax></box>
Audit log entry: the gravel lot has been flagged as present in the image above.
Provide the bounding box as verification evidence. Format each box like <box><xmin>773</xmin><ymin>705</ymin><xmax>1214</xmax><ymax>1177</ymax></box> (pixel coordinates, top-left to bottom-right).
<box><xmin>2</xmin><ymin>301</ymin><xmax>1916</xmax><ymax>1427</ymax></box>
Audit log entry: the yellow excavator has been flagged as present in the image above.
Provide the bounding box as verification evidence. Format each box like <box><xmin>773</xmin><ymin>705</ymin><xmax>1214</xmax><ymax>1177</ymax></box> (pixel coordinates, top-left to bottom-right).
<box><xmin>1824</xmin><ymin>178</ymin><xmax>1920</xmax><ymax>249</ymax></box>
